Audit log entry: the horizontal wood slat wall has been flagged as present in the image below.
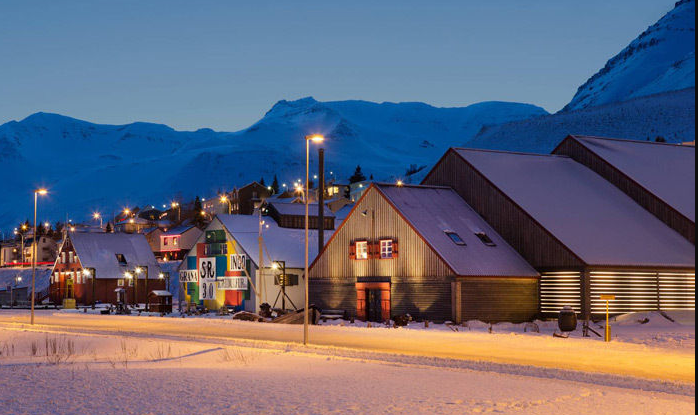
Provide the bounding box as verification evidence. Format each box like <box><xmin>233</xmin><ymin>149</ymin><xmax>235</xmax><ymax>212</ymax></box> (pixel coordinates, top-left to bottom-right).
<box><xmin>589</xmin><ymin>271</ymin><xmax>695</xmax><ymax>315</ymax></box>
<box><xmin>540</xmin><ymin>271</ymin><xmax>582</xmax><ymax>315</ymax></box>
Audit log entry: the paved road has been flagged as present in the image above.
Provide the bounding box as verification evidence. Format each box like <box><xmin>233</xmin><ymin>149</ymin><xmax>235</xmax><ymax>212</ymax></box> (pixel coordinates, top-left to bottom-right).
<box><xmin>0</xmin><ymin>310</ymin><xmax>693</xmax><ymax>383</ymax></box>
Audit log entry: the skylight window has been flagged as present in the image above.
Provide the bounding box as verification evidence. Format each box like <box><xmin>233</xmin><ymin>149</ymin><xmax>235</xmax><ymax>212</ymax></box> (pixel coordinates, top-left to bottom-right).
<box><xmin>115</xmin><ymin>254</ymin><xmax>127</xmax><ymax>265</ymax></box>
<box><xmin>475</xmin><ymin>232</ymin><xmax>496</xmax><ymax>246</ymax></box>
<box><xmin>444</xmin><ymin>231</ymin><xmax>466</xmax><ymax>246</ymax></box>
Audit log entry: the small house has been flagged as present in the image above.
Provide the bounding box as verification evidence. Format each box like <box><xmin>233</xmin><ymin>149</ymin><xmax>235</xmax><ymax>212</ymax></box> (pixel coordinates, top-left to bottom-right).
<box><xmin>177</xmin><ymin>213</ymin><xmax>333</xmax><ymax>313</ymax></box>
<box><xmin>50</xmin><ymin>232</ymin><xmax>164</xmax><ymax>306</ymax></box>
<box><xmin>309</xmin><ymin>183</ymin><xmax>539</xmax><ymax>323</ymax></box>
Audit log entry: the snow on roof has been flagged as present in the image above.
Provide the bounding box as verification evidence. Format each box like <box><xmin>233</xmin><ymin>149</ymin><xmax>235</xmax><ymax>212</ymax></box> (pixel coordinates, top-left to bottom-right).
<box><xmin>376</xmin><ymin>184</ymin><xmax>539</xmax><ymax>277</ymax></box>
<box><xmin>149</xmin><ymin>290</ymin><xmax>172</xmax><ymax>297</ymax></box>
<box><xmin>453</xmin><ymin>148</ymin><xmax>695</xmax><ymax>268</ymax></box>
<box><xmin>568</xmin><ymin>136</ymin><xmax>695</xmax><ymax>222</ymax></box>
<box><xmin>269</xmin><ymin>201</ymin><xmax>334</xmax><ymax>217</ymax></box>
<box><xmin>0</xmin><ymin>267</ymin><xmax>51</xmax><ymax>291</ymax></box>
<box><xmin>217</xmin><ymin>214</ymin><xmax>333</xmax><ymax>269</ymax></box>
<box><xmin>333</xmin><ymin>203</ymin><xmax>355</xmax><ymax>222</ymax></box>
<box><xmin>69</xmin><ymin>232</ymin><xmax>161</xmax><ymax>279</ymax></box>
<box><xmin>162</xmin><ymin>226</ymin><xmax>197</xmax><ymax>236</ymax></box>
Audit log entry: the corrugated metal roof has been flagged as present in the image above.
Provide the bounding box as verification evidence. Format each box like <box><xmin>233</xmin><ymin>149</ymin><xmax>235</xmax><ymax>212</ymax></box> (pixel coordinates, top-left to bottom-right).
<box><xmin>570</xmin><ymin>136</ymin><xmax>695</xmax><ymax>222</ymax></box>
<box><xmin>454</xmin><ymin>148</ymin><xmax>695</xmax><ymax>268</ymax></box>
<box><xmin>70</xmin><ymin>232</ymin><xmax>161</xmax><ymax>279</ymax></box>
<box><xmin>217</xmin><ymin>215</ymin><xmax>334</xmax><ymax>269</ymax></box>
<box><xmin>376</xmin><ymin>184</ymin><xmax>539</xmax><ymax>277</ymax></box>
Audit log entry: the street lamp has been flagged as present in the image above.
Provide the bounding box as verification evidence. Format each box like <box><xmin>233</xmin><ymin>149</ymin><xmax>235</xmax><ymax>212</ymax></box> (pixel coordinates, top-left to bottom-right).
<box><xmin>31</xmin><ymin>188</ymin><xmax>47</xmax><ymax>325</ymax></box>
<box><xmin>93</xmin><ymin>212</ymin><xmax>103</xmax><ymax>228</ymax></box>
<box><xmin>220</xmin><ymin>195</ymin><xmax>232</xmax><ymax>214</ymax></box>
<box><xmin>171</xmin><ymin>202</ymin><xmax>181</xmax><ymax>222</ymax></box>
<box><xmin>83</xmin><ymin>268</ymin><xmax>96</xmax><ymax>309</ymax></box>
<box><xmin>14</xmin><ymin>229</ymin><xmax>25</xmax><ymax>265</ymax></box>
<box><xmin>10</xmin><ymin>276</ymin><xmax>21</xmax><ymax>309</ymax></box>
<box><xmin>303</xmin><ymin>134</ymin><xmax>324</xmax><ymax>345</ymax></box>
<box><xmin>124</xmin><ymin>271</ymin><xmax>135</xmax><ymax>306</ymax></box>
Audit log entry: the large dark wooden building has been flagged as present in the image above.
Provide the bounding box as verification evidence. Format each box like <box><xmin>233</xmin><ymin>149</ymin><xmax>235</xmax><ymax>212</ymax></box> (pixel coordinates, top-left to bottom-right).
<box><xmin>553</xmin><ymin>135</ymin><xmax>695</xmax><ymax>243</ymax></box>
<box><xmin>50</xmin><ymin>232</ymin><xmax>164</xmax><ymax>306</ymax></box>
<box><xmin>309</xmin><ymin>183</ymin><xmax>539</xmax><ymax>323</ymax></box>
<box><xmin>423</xmin><ymin>148</ymin><xmax>695</xmax><ymax>319</ymax></box>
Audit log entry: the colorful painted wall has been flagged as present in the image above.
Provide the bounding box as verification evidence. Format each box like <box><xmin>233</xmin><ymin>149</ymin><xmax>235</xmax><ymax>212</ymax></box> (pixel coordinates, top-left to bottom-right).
<box><xmin>180</xmin><ymin>220</ymin><xmax>253</xmax><ymax>312</ymax></box>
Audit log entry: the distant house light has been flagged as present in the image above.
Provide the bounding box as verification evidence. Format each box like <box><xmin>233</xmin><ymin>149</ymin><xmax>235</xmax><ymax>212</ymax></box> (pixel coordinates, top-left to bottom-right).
<box><xmin>444</xmin><ymin>231</ymin><xmax>466</xmax><ymax>246</ymax></box>
<box><xmin>475</xmin><ymin>232</ymin><xmax>496</xmax><ymax>246</ymax></box>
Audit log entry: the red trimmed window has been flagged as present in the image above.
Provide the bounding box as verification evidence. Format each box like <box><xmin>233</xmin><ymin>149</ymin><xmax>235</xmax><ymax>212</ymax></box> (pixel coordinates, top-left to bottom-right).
<box><xmin>356</xmin><ymin>241</ymin><xmax>369</xmax><ymax>260</ymax></box>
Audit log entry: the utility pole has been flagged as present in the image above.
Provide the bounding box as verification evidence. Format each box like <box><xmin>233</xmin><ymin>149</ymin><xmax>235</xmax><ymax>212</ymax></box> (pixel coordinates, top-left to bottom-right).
<box><xmin>318</xmin><ymin>148</ymin><xmax>325</xmax><ymax>256</ymax></box>
<box><xmin>258</xmin><ymin>208</ymin><xmax>264</xmax><ymax>310</ymax></box>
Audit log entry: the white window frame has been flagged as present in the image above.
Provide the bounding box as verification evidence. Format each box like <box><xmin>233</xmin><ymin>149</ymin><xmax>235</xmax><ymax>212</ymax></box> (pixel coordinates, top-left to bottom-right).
<box><xmin>356</xmin><ymin>241</ymin><xmax>368</xmax><ymax>260</ymax></box>
<box><xmin>117</xmin><ymin>279</ymin><xmax>124</xmax><ymax>287</ymax></box>
<box><xmin>380</xmin><ymin>239</ymin><xmax>393</xmax><ymax>259</ymax></box>
<box><xmin>69</xmin><ymin>251</ymin><xmax>74</xmax><ymax>263</ymax></box>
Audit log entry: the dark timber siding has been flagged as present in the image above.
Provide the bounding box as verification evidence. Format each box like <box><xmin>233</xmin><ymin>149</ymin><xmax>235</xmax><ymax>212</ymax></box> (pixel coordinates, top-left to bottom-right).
<box><xmin>391</xmin><ymin>276</ymin><xmax>453</xmax><ymax>322</ymax></box>
<box><xmin>423</xmin><ymin>151</ymin><xmax>585</xmax><ymax>269</ymax></box>
<box><xmin>458</xmin><ymin>277</ymin><xmax>539</xmax><ymax>323</ymax></box>
<box><xmin>554</xmin><ymin>137</ymin><xmax>695</xmax><ymax>243</ymax></box>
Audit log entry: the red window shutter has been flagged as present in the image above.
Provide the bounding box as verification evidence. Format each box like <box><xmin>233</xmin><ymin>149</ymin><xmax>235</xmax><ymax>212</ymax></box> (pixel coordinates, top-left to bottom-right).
<box><xmin>349</xmin><ymin>241</ymin><xmax>356</xmax><ymax>260</ymax></box>
<box><xmin>392</xmin><ymin>240</ymin><xmax>399</xmax><ymax>258</ymax></box>
<box><xmin>371</xmin><ymin>241</ymin><xmax>380</xmax><ymax>259</ymax></box>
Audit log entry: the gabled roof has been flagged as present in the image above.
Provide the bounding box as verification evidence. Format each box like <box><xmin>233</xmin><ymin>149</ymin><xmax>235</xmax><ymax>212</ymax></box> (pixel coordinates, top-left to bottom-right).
<box><xmin>452</xmin><ymin>148</ymin><xmax>695</xmax><ymax>268</ymax></box>
<box><xmin>375</xmin><ymin>184</ymin><xmax>539</xmax><ymax>277</ymax></box>
<box><xmin>217</xmin><ymin>215</ymin><xmax>334</xmax><ymax>269</ymax></box>
<box><xmin>268</xmin><ymin>201</ymin><xmax>334</xmax><ymax>217</ymax></box>
<box><xmin>559</xmin><ymin>135</ymin><xmax>695</xmax><ymax>222</ymax></box>
<box><xmin>68</xmin><ymin>232</ymin><xmax>161</xmax><ymax>279</ymax></box>
<box><xmin>162</xmin><ymin>225</ymin><xmax>199</xmax><ymax>236</ymax></box>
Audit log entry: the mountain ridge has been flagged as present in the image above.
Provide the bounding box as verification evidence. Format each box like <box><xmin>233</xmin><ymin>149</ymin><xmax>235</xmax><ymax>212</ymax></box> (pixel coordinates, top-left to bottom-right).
<box><xmin>563</xmin><ymin>0</ymin><xmax>695</xmax><ymax>111</ymax></box>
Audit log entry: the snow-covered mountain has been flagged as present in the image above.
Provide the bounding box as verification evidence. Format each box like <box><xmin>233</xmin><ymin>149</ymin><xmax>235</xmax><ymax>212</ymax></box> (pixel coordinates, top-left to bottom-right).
<box><xmin>468</xmin><ymin>87</ymin><xmax>695</xmax><ymax>154</ymax></box>
<box><xmin>0</xmin><ymin>98</ymin><xmax>546</xmax><ymax>230</ymax></box>
<box><xmin>563</xmin><ymin>0</ymin><xmax>695</xmax><ymax>111</ymax></box>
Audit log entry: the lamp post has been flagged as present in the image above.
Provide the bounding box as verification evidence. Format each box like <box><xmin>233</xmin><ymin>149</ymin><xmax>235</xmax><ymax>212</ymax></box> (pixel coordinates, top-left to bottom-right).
<box><xmin>272</xmin><ymin>260</ymin><xmax>288</xmax><ymax>310</ymax></box>
<box><xmin>303</xmin><ymin>134</ymin><xmax>324</xmax><ymax>345</ymax></box>
<box><xmin>171</xmin><ymin>202</ymin><xmax>180</xmax><ymax>222</ymax></box>
<box><xmin>82</xmin><ymin>268</ymin><xmax>96</xmax><ymax>309</ymax></box>
<box><xmin>14</xmin><ymin>228</ymin><xmax>25</xmax><ymax>265</ymax></box>
<box><xmin>158</xmin><ymin>272</ymin><xmax>170</xmax><ymax>292</ymax></box>
<box><xmin>93</xmin><ymin>212</ymin><xmax>103</xmax><ymax>229</ymax></box>
<box><xmin>10</xmin><ymin>276</ymin><xmax>21</xmax><ymax>309</ymax></box>
<box><xmin>220</xmin><ymin>195</ymin><xmax>232</xmax><ymax>214</ymax></box>
<box><xmin>31</xmin><ymin>188</ymin><xmax>47</xmax><ymax>325</ymax></box>
<box><xmin>124</xmin><ymin>271</ymin><xmax>136</xmax><ymax>307</ymax></box>
<box><xmin>136</xmin><ymin>266</ymin><xmax>148</xmax><ymax>311</ymax></box>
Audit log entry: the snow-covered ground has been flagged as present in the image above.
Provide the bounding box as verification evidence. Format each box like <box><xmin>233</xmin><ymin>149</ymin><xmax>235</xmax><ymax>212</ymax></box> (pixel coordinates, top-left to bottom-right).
<box><xmin>0</xmin><ymin>318</ymin><xmax>694</xmax><ymax>415</ymax></box>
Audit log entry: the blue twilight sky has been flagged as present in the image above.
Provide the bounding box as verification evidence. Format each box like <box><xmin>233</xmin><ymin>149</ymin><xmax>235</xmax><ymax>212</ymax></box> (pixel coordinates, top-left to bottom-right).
<box><xmin>0</xmin><ymin>0</ymin><xmax>677</xmax><ymax>131</ymax></box>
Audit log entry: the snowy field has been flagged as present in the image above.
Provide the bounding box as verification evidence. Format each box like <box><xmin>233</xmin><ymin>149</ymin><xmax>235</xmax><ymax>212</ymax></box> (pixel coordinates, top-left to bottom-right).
<box><xmin>0</xmin><ymin>326</ymin><xmax>693</xmax><ymax>415</ymax></box>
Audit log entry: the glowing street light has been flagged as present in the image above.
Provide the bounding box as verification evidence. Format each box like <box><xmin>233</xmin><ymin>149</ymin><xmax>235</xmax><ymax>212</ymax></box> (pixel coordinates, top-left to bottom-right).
<box><xmin>303</xmin><ymin>134</ymin><xmax>324</xmax><ymax>346</ymax></box>
<box><xmin>93</xmin><ymin>212</ymin><xmax>103</xmax><ymax>228</ymax></box>
<box><xmin>220</xmin><ymin>194</ymin><xmax>232</xmax><ymax>214</ymax></box>
<box><xmin>171</xmin><ymin>201</ymin><xmax>181</xmax><ymax>222</ymax></box>
<box><xmin>31</xmin><ymin>188</ymin><xmax>48</xmax><ymax>325</ymax></box>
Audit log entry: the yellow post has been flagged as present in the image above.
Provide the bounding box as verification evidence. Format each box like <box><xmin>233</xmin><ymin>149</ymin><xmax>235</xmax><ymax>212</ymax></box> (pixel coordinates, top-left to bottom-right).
<box><xmin>600</xmin><ymin>294</ymin><xmax>615</xmax><ymax>342</ymax></box>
